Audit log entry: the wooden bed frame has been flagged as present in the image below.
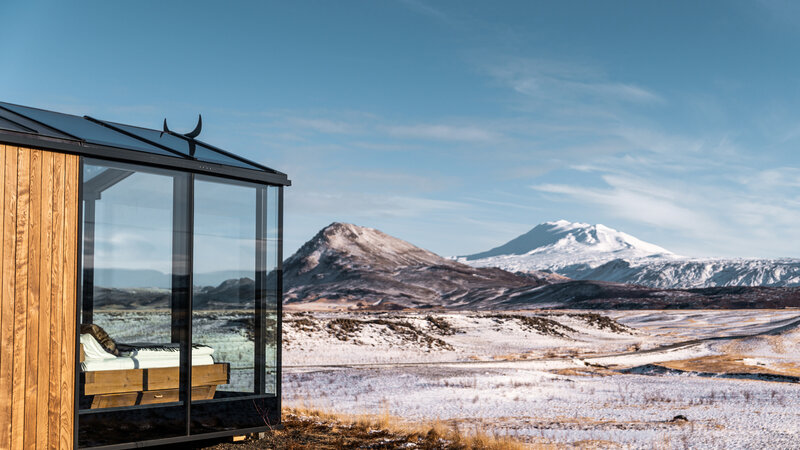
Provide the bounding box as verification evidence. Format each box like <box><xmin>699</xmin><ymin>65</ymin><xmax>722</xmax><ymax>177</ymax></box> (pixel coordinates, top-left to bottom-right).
<box><xmin>80</xmin><ymin>345</ymin><xmax>230</xmax><ymax>409</ymax></box>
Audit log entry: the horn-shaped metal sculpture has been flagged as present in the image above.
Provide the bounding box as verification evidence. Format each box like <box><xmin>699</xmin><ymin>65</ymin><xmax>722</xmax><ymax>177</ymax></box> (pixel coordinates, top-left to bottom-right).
<box><xmin>185</xmin><ymin>115</ymin><xmax>202</xmax><ymax>138</ymax></box>
<box><xmin>161</xmin><ymin>115</ymin><xmax>203</xmax><ymax>157</ymax></box>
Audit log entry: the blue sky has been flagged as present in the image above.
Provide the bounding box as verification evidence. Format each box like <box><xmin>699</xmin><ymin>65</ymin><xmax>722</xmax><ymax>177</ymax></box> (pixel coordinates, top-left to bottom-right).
<box><xmin>2</xmin><ymin>0</ymin><xmax>800</xmax><ymax>258</ymax></box>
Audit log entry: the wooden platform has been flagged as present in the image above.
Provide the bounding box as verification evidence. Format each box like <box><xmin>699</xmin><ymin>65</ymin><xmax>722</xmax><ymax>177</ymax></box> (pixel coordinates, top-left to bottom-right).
<box><xmin>84</xmin><ymin>363</ymin><xmax>229</xmax><ymax>409</ymax></box>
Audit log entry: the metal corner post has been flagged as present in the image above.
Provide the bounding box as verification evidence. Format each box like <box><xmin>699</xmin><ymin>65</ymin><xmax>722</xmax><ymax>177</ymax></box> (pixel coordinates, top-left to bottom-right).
<box><xmin>254</xmin><ymin>187</ymin><xmax>267</xmax><ymax>395</ymax></box>
<box><xmin>171</xmin><ymin>171</ymin><xmax>194</xmax><ymax>435</ymax></box>
<box><xmin>276</xmin><ymin>186</ymin><xmax>284</xmax><ymax>415</ymax></box>
<box><xmin>74</xmin><ymin>157</ymin><xmax>84</xmax><ymax>450</ymax></box>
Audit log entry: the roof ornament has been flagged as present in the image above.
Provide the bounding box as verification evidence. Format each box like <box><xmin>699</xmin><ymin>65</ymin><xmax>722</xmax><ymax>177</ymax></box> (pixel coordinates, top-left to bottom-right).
<box><xmin>162</xmin><ymin>114</ymin><xmax>202</xmax><ymax>156</ymax></box>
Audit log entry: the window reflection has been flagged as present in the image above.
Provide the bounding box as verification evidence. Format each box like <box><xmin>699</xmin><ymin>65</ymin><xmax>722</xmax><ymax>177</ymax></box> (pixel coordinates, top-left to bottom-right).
<box><xmin>78</xmin><ymin>160</ymin><xmax>188</xmax><ymax>446</ymax></box>
<box><xmin>193</xmin><ymin>177</ymin><xmax>257</xmax><ymax>395</ymax></box>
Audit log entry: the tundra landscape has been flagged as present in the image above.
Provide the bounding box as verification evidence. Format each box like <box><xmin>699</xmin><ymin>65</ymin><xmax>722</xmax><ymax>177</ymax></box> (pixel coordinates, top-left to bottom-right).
<box><xmin>10</xmin><ymin>2</ymin><xmax>800</xmax><ymax>449</ymax></box>
<box><xmin>275</xmin><ymin>221</ymin><xmax>800</xmax><ymax>448</ymax></box>
<box><xmin>101</xmin><ymin>221</ymin><xmax>800</xmax><ymax>448</ymax></box>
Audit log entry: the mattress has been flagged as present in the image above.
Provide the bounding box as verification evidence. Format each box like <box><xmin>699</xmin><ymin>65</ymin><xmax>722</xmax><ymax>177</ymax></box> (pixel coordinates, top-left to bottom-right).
<box><xmin>80</xmin><ymin>333</ymin><xmax>217</xmax><ymax>372</ymax></box>
<box><xmin>81</xmin><ymin>354</ymin><xmax>215</xmax><ymax>372</ymax></box>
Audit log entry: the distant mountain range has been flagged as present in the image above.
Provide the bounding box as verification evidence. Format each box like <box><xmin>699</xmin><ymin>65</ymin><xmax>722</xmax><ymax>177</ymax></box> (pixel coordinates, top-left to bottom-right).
<box><xmin>280</xmin><ymin>222</ymin><xmax>800</xmax><ymax>310</ymax></box>
<box><xmin>93</xmin><ymin>277</ymin><xmax>275</xmax><ymax>310</ymax></box>
<box><xmin>460</xmin><ymin>220</ymin><xmax>800</xmax><ymax>288</ymax></box>
<box><xmin>92</xmin><ymin>268</ymin><xmax>255</xmax><ymax>290</ymax></box>
<box><xmin>90</xmin><ymin>220</ymin><xmax>800</xmax><ymax>310</ymax></box>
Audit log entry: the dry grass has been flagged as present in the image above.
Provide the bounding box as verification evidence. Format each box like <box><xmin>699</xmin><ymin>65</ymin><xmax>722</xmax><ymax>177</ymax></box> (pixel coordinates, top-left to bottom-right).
<box><xmin>552</xmin><ymin>367</ymin><xmax>615</xmax><ymax>377</ymax></box>
<box><xmin>198</xmin><ymin>405</ymin><xmax>553</xmax><ymax>449</ymax></box>
<box><xmin>288</xmin><ymin>404</ymin><xmax>571</xmax><ymax>449</ymax></box>
<box><xmin>658</xmin><ymin>355</ymin><xmax>800</xmax><ymax>378</ymax></box>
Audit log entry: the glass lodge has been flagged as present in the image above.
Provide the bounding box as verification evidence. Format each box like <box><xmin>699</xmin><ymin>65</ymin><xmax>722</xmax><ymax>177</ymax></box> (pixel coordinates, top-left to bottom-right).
<box><xmin>0</xmin><ymin>101</ymin><xmax>289</xmax><ymax>449</ymax></box>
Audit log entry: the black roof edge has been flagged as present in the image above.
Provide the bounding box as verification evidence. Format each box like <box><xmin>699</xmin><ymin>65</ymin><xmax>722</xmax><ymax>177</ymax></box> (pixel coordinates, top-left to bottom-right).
<box><xmin>0</xmin><ymin>129</ymin><xmax>291</xmax><ymax>186</ymax></box>
<box><xmin>189</xmin><ymin>136</ymin><xmax>284</xmax><ymax>176</ymax></box>
<box><xmin>86</xmin><ymin>116</ymin><xmax>282</xmax><ymax>175</ymax></box>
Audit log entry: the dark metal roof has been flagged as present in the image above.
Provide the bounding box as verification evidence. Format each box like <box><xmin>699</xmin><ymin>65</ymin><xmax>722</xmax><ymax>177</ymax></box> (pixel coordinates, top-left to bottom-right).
<box><xmin>0</xmin><ymin>101</ymin><xmax>290</xmax><ymax>186</ymax></box>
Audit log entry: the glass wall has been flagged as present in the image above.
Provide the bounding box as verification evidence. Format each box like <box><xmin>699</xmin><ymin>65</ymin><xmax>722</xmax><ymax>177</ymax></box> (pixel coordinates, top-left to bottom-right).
<box><xmin>192</xmin><ymin>177</ymin><xmax>257</xmax><ymax>395</ymax></box>
<box><xmin>78</xmin><ymin>159</ymin><xmax>281</xmax><ymax>446</ymax></box>
<box><xmin>190</xmin><ymin>176</ymin><xmax>280</xmax><ymax>433</ymax></box>
<box><xmin>78</xmin><ymin>159</ymin><xmax>189</xmax><ymax>447</ymax></box>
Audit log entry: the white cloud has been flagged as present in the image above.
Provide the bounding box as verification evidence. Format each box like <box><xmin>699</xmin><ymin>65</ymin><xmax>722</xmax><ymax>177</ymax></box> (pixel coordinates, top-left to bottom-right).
<box><xmin>397</xmin><ymin>0</ymin><xmax>456</xmax><ymax>25</ymax></box>
<box><xmin>286</xmin><ymin>117</ymin><xmax>361</xmax><ymax>134</ymax></box>
<box><xmin>532</xmin><ymin>180</ymin><xmax>719</xmax><ymax>236</ymax></box>
<box><xmin>287</xmin><ymin>190</ymin><xmax>468</xmax><ymax>219</ymax></box>
<box><xmin>383</xmin><ymin>124</ymin><xmax>499</xmax><ymax>142</ymax></box>
<box><xmin>486</xmin><ymin>57</ymin><xmax>663</xmax><ymax>105</ymax></box>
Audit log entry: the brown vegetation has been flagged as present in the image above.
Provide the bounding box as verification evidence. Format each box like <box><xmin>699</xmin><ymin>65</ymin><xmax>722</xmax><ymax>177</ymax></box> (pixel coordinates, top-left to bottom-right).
<box><xmin>485</xmin><ymin>314</ymin><xmax>576</xmax><ymax>338</ymax></box>
<box><xmin>198</xmin><ymin>407</ymin><xmax>541</xmax><ymax>449</ymax></box>
<box><xmin>657</xmin><ymin>355</ymin><xmax>800</xmax><ymax>378</ymax></box>
<box><xmin>325</xmin><ymin>317</ymin><xmax>454</xmax><ymax>350</ymax></box>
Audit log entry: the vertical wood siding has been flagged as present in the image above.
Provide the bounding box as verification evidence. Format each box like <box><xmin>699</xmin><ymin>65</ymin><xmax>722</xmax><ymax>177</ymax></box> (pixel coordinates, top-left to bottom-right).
<box><xmin>0</xmin><ymin>145</ymin><xmax>79</xmax><ymax>449</ymax></box>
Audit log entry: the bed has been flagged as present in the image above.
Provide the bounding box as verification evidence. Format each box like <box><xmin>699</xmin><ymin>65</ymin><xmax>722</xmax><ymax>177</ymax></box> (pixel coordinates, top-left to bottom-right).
<box><xmin>80</xmin><ymin>327</ymin><xmax>230</xmax><ymax>409</ymax></box>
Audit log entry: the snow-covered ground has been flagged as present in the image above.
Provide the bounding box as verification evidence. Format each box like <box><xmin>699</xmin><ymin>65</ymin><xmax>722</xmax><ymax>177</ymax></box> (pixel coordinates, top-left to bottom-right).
<box><xmin>283</xmin><ymin>310</ymin><xmax>800</xmax><ymax>449</ymax></box>
<box><xmin>92</xmin><ymin>308</ymin><xmax>800</xmax><ymax>447</ymax></box>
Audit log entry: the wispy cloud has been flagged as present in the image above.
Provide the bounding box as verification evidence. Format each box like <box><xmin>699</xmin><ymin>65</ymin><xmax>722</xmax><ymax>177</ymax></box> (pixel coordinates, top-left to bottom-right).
<box><xmin>397</xmin><ymin>0</ymin><xmax>456</xmax><ymax>25</ymax></box>
<box><xmin>288</xmin><ymin>191</ymin><xmax>468</xmax><ymax>219</ymax></box>
<box><xmin>286</xmin><ymin>117</ymin><xmax>362</xmax><ymax>134</ymax></box>
<box><xmin>382</xmin><ymin>124</ymin><xmax>499</xmax><ymax>142</ymax></box>
<box><xmin>533</xmin><ymin>177</ymin><xmax>720</xmax><ymax>236</ymax></box>
<box><xmin>485</xmin><ymin>57</ymin><xmax>663</xmax><ymax>105</ymax></box>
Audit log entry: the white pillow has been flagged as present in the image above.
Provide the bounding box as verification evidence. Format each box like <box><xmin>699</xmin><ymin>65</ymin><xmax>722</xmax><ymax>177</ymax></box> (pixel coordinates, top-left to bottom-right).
<box><xmin>80</xmin><ymin>333</ymin><xmax>118</xmax><ymax>360</ymax></box>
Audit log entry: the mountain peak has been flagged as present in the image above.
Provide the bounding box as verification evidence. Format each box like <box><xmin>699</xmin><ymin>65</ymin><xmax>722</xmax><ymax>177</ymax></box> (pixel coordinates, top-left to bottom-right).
<box><xmin>464</xmin><ymin>220</ymin><xmax>672</xmax><ymax>262</ymax></box>
<box><xmin>315</xmin><ymin>222</ymin><xmax>435</xmax><ymax>258</ymax></box>
<box><xmin>283</xmin><ymin>223</ymin><xmax>551</xmax><ymax>309</ymax></box>
<box><xmin>288</xmin><ymin>222</ymin><xmax>446</xmax><ymax>274</ymax></box>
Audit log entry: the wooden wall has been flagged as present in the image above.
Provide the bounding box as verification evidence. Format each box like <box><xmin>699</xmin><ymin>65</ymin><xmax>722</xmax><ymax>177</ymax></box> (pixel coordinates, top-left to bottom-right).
<box><xmin>0</xmin><ymin>145</ymin><xmax>80</xmax><ymax>449</ymax></box>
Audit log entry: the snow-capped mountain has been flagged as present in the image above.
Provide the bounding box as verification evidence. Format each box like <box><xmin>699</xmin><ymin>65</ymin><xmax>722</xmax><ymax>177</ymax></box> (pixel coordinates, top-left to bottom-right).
<box><xmin>461</xmin><ymin>220</ymin><xmax>674</xmax><ymax>271</ymax></box>
<box><xmin>461</xmin><ymin>220</ymin><xmax>800</xmax><ymax>288</ymax></box>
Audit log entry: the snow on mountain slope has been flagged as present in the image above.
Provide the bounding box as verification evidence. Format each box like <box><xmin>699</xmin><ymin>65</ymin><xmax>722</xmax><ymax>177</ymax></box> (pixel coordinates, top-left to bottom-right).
<box><xmin>464</xmin><ymin>220</ymin><xmax>672</xmax><ymax>262</ymax></box>
<box><xmin>462</xmin><ymin>220</ymin><xmax>800</xmax><ymax>288</ymax></box>
<box><xmin>461</xmin><ymin>220</ymin><xmax>673</xmax><ymax>271</ymax></box>
<box><xmin>574</xmin><ymin>257</ymin><xmax>800</xmax><ymax>288</ymax></box>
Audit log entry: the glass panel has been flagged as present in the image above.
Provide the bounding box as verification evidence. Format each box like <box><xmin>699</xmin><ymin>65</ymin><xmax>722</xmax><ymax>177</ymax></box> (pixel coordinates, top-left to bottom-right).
<box><xmin>0</xmin><ymin>102</ymin><xmax>177</xmax><ymax>156</ymax></box>
<box><xmin>104</xmin><ymin>120</ymin><xmax>263</xmax><ymax>170</ymax></box>
<box><xmin>82</xmin><ymin>164</ymin><xmax>109</xmax><ymax>182</ymax></box>
<box><xmin>191</xmin><ymin>176</ymin><xmax>281</xmax><ymax>433</ymax></box>
<box><xmin>192</xmin><ymin>177</ymin><xmax>257</xmax><ymax>397</ymax></box>
<box><xmin>104</xmin><ymin>121</ymin><xmax>192</xmax><ymax>155</ymax></box>
<box><xmin>78</xmin><ymin>159</ymin><xmax>188</xmax><ymax>446</ymax></box>
<box><xmin>193</xmin><ymin>142</ymin><xmax>264</xmax><ymax>170</ymax></box>
<box><xmin>0</xmin><ymin>116</ymin><xmax>34</xmax><ymax>133</ymax></box>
